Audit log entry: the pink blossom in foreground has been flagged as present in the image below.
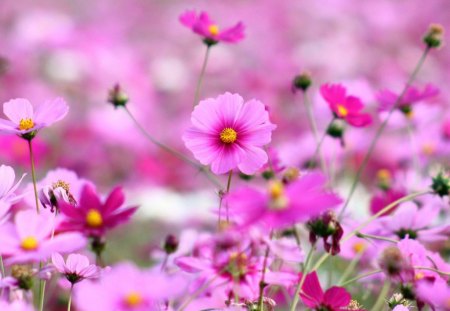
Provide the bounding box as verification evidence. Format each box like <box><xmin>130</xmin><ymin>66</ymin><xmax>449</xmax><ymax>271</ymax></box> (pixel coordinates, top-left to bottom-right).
<box><xmin>0</xmin><ymin>300</ymin><xmax>34</xmax><ymax>311</ymax></box>
<box><xmin>0</xmin><ymin>165</ymin><xmax>25</xmax><ymax>206</ymax></box>
<box><xmin>377</xmin><ymin>84</ymin><xmax>439</xmax><ymax>113</ymax></box>
<box><xmin>320</xmin><ymin>84</ymin><xmax>372</xmax><ymax>127</ymax></box>
<box><xmin>58</xmin><ymin>185</ymin><xmax>138</xmax><ymax>238</ymax></box>
<box><xmin>0</xmin><ymin>210</ymin><xmax>86</xmax><ymax>265</ymax></box>
<box><xmin>300</xmin><ymin>271</ymin><xmax>366</xmax><ymax>311</ymax></box>
<box><xmin>52</xmin><ymin>253</ymin><xmax>100</xmax><ymax>285</ymax></box>
<box><xmin>183</xmin><ymin>92</ymin><xmax>276</xmax><ymax>175</ymax></box>
<box><xmin>75</xmin><ymin>263</ymin><xmax>185</xmax><ymax>311</ymax></box>
<box><xmin>179</xmin><ymin>10</ymin><xmax>245</xmax><ymax>44</ymax></box>
<box><xmin>227</xmin><ymin>173</ymin><xmax>342</xmax><ymax>229</ymax></box>
<box><xmin>416</xmin><ymin>278</ymin><xmax>450</xmax><ymax>311</ymax></box>
<box><xmin>0</xmin><ymin>98</ymin><xmax>68</xmax><ymax>138</ymax></box>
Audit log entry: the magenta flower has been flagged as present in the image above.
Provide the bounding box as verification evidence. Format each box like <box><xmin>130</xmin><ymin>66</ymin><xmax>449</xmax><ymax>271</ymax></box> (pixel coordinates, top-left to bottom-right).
<box><xmin>183</xmin><ymin>93</ymin><xmax>276</xmax><ymax>175</ymax></box>
<box><xmin>0</xmin><ymin>98</ymin><xmax>69</xmax><ymax>139</ymax></box>
<box><xmin>300</xmin><ymin>271</ymin><xmax>365</xmax><ymax>311</ymax></box>
<box><xmin>179</xmin><ymin>10</ymin><xmax>245</xmax><ymax>44</ymax></box>
<box><xmin>320</xmin><ymin>84</ymin><xmax>372</xmax><ymax>127</ymax></box>
<box><xmin>377</xmin><ymin>84</ymin><xmax>439</xmax><ymax>115</ymax></box>
<box><xmin>58</xmin><ymin>185</ymin><xmax>138</xmax><ymax>238</ymax></box>
<box><xmin>227</xmin><ymin>173</ymin><xmax>342</xmax><ymax>229</ymax></box>
<box><xmin>0</xmin><ymin>210</ymin><xmax>86</xmax><ymax>265</ymax></box>
<box><xmin>52</xmin><ymin>253</ymin><xmax>100</xmax><ymax>285</ymax></box>
<box><xmin>75</xmin><ymin>263</ymin><xmax>185</xmax><ymax>311</ymax></box>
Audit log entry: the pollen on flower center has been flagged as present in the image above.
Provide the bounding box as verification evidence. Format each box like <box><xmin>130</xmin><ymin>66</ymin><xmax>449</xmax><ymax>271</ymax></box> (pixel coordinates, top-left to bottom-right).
<box><xmin>52</xmin><ymin>180</ymin><xmax>70</xmax><ymax>193</ymax></box>
<box><xmin>21</xmin><ymin>236</ymin><xmax>39</xmax><ymax>251</ymax></box>
<box><xmin>208</xmin><ymin>24</ymin><xmax>219</xmax><ymax>36</ymax></box>
<box><xmin>19</xmin><ymin>118</ymin><xmax>35</xmax><ymax>131</ymax></box>
<box><xmin>268</xmin><ymin>180</ymin><xmax>289</xmax><ymax>210</ymax></box>
<box><xmin>124</xmin><ymin>291</ymin><xmax>143</xmax><ymax>307</ymax></box>
<box><xmin>220</xmin><ymin>128</ymin><xmax>237</xmax><ymax>144</ymax></box>
<box><xmin>86</xmin><ymin>209</ymin><xmax>103</xmax><ymax>227</ymax></box>
<box><xmin>337</xmin><ymin>105</ymin><xmax>348</xmax><ymax>117</ymax></box>
<box><xmin>352</xmin><ymin>241</ymin><xmax>366</xmax><ymax>254</ymax></box>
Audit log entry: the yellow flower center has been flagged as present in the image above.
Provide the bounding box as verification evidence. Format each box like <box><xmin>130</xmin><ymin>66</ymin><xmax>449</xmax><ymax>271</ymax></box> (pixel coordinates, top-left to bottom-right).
<box><xmin>268</xmin><ymin>180</ymin><xmax>289</xmax><ymax>210</ymax></box>
<box><xmin>124</xmin><ymin>292</ymin><xmax>143</xmax><ymax>307</ymax></box>
<box><xmin>220</xmin><ymin>128</ymin><xmax>237</xmax><ymax>144</ymax></box>
<box><xmin>86</xmin><ymin>209</ymin><xmax>103</xmax><ymax>227</ymax></box>
<box><xmin>337</xmin><ymin>105</ymin><xmax>348</xmax><ymax>117</ymax></box>
<box><xmin>352</xmin><ymin>241</ymin><xmax>366</xmax><ymax>254</ymax></box>
<box><xmin>21</xmin><ymin>236</ymin><xmax>39</xmax><ymax>251</ymax></box>
<box><xmin>376</xmin><ymin>169</ymin><xmax>391</xmax><ymax>182</ymax></box>
<box><xmin>414</xmin><ymin>272</ymin><xmax>425</xmax><ymax>280</ymax></box>
<box><xmin>405</xmin><ymin>110</ymin><xmax>414</xmax><ymax>119</ymax></box>
<box><xmin>208</xmin><ymin>24</ymin><xmax>219</xmax><ymax>36</ymax></box>
<box><xmin>52</xmin><ymin>180</ymin><xmax>70</xmax><ymax>192</ymax></box>
<box><xmin>18</xmin><ymin>118</ymin><xmax>35</xmax><ymax>131</ymax></box>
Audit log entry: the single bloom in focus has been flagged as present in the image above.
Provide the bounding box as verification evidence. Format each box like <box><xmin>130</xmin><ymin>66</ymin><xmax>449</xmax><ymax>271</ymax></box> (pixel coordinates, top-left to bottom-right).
<box><xmin>320</xmin><ymin>83</ymin><xmax>372</xmax><ymax>127</ymax></box>
<box><xmin>0</xmin><ymin>210</ymin><xmax>86</xmax><ymax>265</ymax></box>
<box><xmin>179</xmin><ymin>10</ymin><xmax>245</xmax><ymax>45</ymax></box>
<box><xmin>300</xmin><ymin>271</ymin><xmax>366</xmax><ymax>311</ymax></box>
<box><xmin>52</xmin><ymin>253</ymin><xmax>100</xmax><ymax>285</ymax></box>
<box><xmin>0</xmin><ymin>98</ymin><xmax>69</xmax><ymax>140</ymax></box>
<box><xmin>227</xmin><ymin>173</ymin><xmax>342</xmax><ymax>229</ymax></box>
<box><xmin>58</xmin><ymin>185</ymin><xmax>138</xmax><ymax>238</ymax></box>
<box><xmin>183</xmin><ymin>92</ymin><xmax>276</xmax><ymax>175</ymax></box>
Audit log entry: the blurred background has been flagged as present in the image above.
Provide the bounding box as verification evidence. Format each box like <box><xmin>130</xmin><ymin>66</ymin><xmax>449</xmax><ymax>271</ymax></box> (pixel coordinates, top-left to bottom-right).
<box><xmin>0</xmin><ymin>0</ymin><xmax>448</xmax><ymax>264</ymax></box>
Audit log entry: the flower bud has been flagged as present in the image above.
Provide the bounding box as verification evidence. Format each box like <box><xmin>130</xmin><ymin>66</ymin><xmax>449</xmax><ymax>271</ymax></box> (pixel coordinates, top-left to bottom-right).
<box><xmin>282</xmin><ymin>167</ymin><xmax>300</xmax><ymax>184</ymax></box>
<box><xmin>292</xmin><ymin>72</ymin><xmax>312</xmax><ymax>92</ymax></box>
<box><xmin>387</xmin><ymin>293</ymin><xmax>410</xmax><ymax>309</ymax></box>
<box><xmin>379</xmin><ymin>246</ymin><xmax>405</xmax><ymax>277</ymax></box>
<box><xmin>11</xmin><ymin>265</ymin><xmax>34</xmax><ymax>291</ymax></box>
<box><xmin>108</xmin><ymin>84</ymin><xmax>129</xmax><ymax>108</ymax></box>
<box><xmin>307</xmin><ymin>211</ymin><xmax>343</xmax><ymax>255</ymax></box>
<box><xmin>423</xmin><ymin>23</ymin><xmax>444</xmax><ymax>48</ymax></box>
<box><xmin>163</xmin><ymin>234</ymin><xmax>179</xmax><ymax>254</ymax></box>
<box><xmin>326</xmin><ymin>119</ymin><xmax>345</xmax><ymax>139</ymax></box>
<box><xmin>431</xmin><ymin>172</ymin><xmax>450</xmax><ymax>197</ymax></box>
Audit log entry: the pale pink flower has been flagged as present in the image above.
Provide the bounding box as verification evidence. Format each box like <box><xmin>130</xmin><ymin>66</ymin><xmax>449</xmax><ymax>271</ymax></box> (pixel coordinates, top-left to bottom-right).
<box><xmin>52</xmin><ymin>253</ymin><xmax>100</xmax><ymax>285</ymax></box>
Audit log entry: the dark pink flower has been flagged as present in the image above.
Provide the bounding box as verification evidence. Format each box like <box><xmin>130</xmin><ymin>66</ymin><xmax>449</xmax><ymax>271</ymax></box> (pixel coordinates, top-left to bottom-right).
<box><xmin>300</xmin><ymin>271</ymin><xmax>364</xmax><ymax>311</ymax></box>
<box><xmin>377</xmin><ymin>84</ymin><xmax>439</xmax><ymax>114</ymax></box>
<box><xmin>183</xmin><ymin>92</ymin><xmax>276</xmax><ymax>175</ymax></box>
<box><xmin>227</xmin><ymin>173</ymin><xmax>342</xmax><ymax>230</ymax></box>
<box><xmin>179</xmin><ymin>10</ymin><xmax>245</xmax><ymax>44</ymax></box>
<box><xmin>320</xmin><ymin>84</ymin><xmax>372</xmax><ymax>127</ymax></box>
<box><xmin>58</xmin><ymin>185</ymin><xmax>138</xmax><ymax>238</ymax></box>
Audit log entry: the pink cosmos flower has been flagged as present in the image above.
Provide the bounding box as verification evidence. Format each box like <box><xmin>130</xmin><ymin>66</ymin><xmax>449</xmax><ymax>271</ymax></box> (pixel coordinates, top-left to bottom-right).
<box><xmin>369</xmin><ymin>188</ymin><xmax>406</xmax><ymax>216</ymax></box>
<box><xmin>0</xmin><ymin>210</ymin><xmax>86</xmax><ymax>265</ymax></box>
<box><xmin>183</xmin><ymin>93</ymin><xmax>276</xmax><ymax>175</ymax></box>
<box><xmin>377</xmin><ymin>84</ymin><xmax>439</xmax><ymax>113</ymax></box>
<box><xmin>300</xmin><ymin>271</ymin><xmax>365</xmax><ymax>311</ymax></box>
<box><xmin>392</xmin><ymin>306</ymin><xmax>410</xmax><ymax>311</ymax></box>
<box><xmin>58</xmin><ymin>185</ymin><xmax>138</xmax><ymax>238</ymax></box>
<box><xmin>0</xmin><ymin>165</ymin><xmax>25</xmax><ymax>206</ymax></box>
<box><xmin>75</xmin><ymin>262</ymin><xmax>185</xmax><ymax>311</ymax></box>
<box><xmin>226</xmin><ymin>173</ymin><xmax>342</xmax><ymax>229</ymax></box>
<box><xmin>179</xmin><ymin>11</ymin><xmax>245</xmax><ymax>44</ymax></box>
<box><xmin>52</xmin><ymin>253</ymin><xmax>100</xmax><ymax>285</ymax></box>
<box><xmin>416</xmin><ymin>278</ymin><xmax>450</xmax><ymax>311</ymax></box>
<box><xmin>0</xmin><ymin>98</ymin><xmax>68</xmax><ymax>139</ymax></box>
<box><xmin>320</xmin><ymin>84</ymin><xmax>372</xmax><ymax>127</ymax></box>
<box><xmin>0</xmin><ymin>300</ymin><xmax>34</xmax><ymax>311</ymax></box>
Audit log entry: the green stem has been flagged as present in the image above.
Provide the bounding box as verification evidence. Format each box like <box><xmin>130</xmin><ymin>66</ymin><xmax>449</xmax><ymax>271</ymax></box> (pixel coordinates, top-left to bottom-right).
<box><xmin>0</xmin><ymin>255</ymin><xmax>4</xmax><ymax>297</ymax></box>
<box><xmin>337</xmin><ymin>253</ymin><xmax>362</xmax><ymax>285</ymax></box>
<box><xmin>340</xmin><ymin>269</ymin><xmax>382</xmax><ymax>286</ymax></box>
<box><xmin>225</xmin><ymin>170</ymin><xmax>233</xmax><ymax>223</ymax></box>
<box><xmin>372</xmin><ymin>280</ymin><xmax>391</xmax><ymax>311</ymax></box>
<box><xmin>309</xmin><ymin>118</ymin><xmax>335</xmax><ymax>170</ymax></box>
<box><xmin>123</xmin><ymin>106</ymin><xmax>222</xmax><ymax>189</ymax></box>
<box><xmin>257</xmin><ymin>231</ymin><xmax>273</xmax><ymax>311</ymax></box>
<box><xmin>289</xmin><ymin>245</ymin><xmax>315</xmax><ymax>311</ymax></box>
<box><xmin>338</xmin><ymin>47</ymin><xmax>430</xmax><ymax>219</ymax></box>
<box><xmin>193</xmin><ymin>45</ymin><xmax>211</xmax><ymax>107</ymax></box>
<box><xmin>356</xmin><ymin>232</ymin><xmax>398</xmax><ymax>243</ymax></box>
<box><xmin>67</xmin><ymin>285</ymin><xmax>73</xmax><ymax>311</ymax></box>
<box><xmin>413</xmin><ymin>266</ymin><xmax>450</xmax><ymax>276</ymax></box>
<box><xmin>27</xmin><ymin>140</ymin><xmax>40</xmax><ymax>214</ymax></box>
<box><xmin>311</xmin><ymin>190</ymin><xmax>429</xmax><ymax>272</ymax></box>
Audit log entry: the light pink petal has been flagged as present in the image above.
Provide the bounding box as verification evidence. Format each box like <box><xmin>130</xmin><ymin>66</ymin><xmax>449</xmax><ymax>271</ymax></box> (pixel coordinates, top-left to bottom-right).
<box><xmin>190</xmin><ymin>98</ymin><xmax>224</xmax><ymax>133</ymax></box>
<box><xmin>43</xmin><ymin>233</ymin><xmax>87</xmax><ymax>255</ymax></box>
<box><xmin>15</xmin><ymin>210</ymin><xmax>53</xmax><ymax>240</ymax></box>
<box><xmin>237</xmin><ymin>146</ymin><xmax>268</xmax><ymax>175</ymax></box>
<box><xmin>0</xmin><ymin>165</ymin><xmax>15</xmax><ymax>198</ymax></box>
<box><xmin>51</xmin><ymin>253</ymin><xmax>66</xmax><ymax>273</ymax></box>
<box><xmin>215</xmin><ymin>93</ymin><xmax>245</xmax><ymax>127</ymax></box>
<box><xmin>323</xmin><ymin>286</ymin><xmax>351</xmax><ymax>307</ymax></box>
<box><xmin>66</xmin><ymin>253</ymin><xmax>90</xmax><ymax>273</ymax></box>
<box><xmin>3</xmin><ymin>98</ymin><xmax>34</xmax><ymax>124</ymax></box>
<box><xmin>183</xmin><ymin>128</ymin><xmax>220</xmax><ymax>165</ymax></box>
<box><xmin>175</xmin><ymin>256</ymin><xmax>210</xmax><ymax>273</ymax></box>
<box><xmin>33</xmin><ymin>97</ymin><xmax>69</xmax><ymax>126</ymax></box>
<box><xmin>210</xmin><ymin>144</ymin><xmax>245</xmax><ymax>174</ymax></box>
<box><xmin>0</xmin><ymin>118</ymin><xmax>19</xmax><ymax>134</ymax></box>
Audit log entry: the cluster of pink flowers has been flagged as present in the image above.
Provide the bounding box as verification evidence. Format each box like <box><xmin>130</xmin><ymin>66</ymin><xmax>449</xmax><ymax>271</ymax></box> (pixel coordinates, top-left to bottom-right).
<box><xmin>0</xmin><ymin>3</ymin><xmax>448</xmax><ymax>311</ymax></box>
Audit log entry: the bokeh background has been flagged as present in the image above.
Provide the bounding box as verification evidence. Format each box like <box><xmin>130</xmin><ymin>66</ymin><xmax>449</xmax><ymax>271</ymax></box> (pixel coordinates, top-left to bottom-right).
<box><xmin>0</xmin><ymin>0</ymin><xmax>449</xmax><ymax>265</ymax></box>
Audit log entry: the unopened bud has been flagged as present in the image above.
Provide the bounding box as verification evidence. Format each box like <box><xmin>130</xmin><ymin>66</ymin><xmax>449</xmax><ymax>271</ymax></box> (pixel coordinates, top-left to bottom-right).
<box><xmin>108</xmin><ymin>84</ymin><xmax>129</xmax><ymax>108</ymax></box>
<box><xmin>163</xmin><ymin>234</ymin><xmax>179</xmax><ymax>254</ymax></box>
<box><xmin>379</xmin><ymin>246</ymin><xmax>404</xmax><ymax>277</ymax></box>
<box><xmin>423</xmin><ymin>23</ymin><xmax>444</xmax><ymax>48</ymax></box>
<box><xmin>292</xmin><ymin>72</ymin><xmax>312</xmax><ymax>92</ymax></box>
<box><xmin>431</xmin><ymin>172</ymin><xmax>450</xmax><ymax>197</ymax></box>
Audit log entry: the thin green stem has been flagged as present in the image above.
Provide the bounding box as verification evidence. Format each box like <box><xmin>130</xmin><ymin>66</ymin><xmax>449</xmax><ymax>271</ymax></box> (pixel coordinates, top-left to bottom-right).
<box><xmin>340</xmin><ymin>269</ymin><xmax>382</xmax><ymax>286</ymax></box>
<box><xmin>193</xmin><ymin>45</ymin><xmax>211</xmax><ymax>107</ymax></box>
<box><xmin>0</xmin><ymin>255</ymin><xmax>4</xmax><ymax>297</ymax></box>
<box><xmin>372</xmin><ymin>281</ymin><xmax>391</xmax><ymax>311</ymax></box>
<box><xmin>338</xmin><ymin>47</ymin><xmax>430</xmax><ymax>219</ymax></box>
<box><xmin>311</xmin><ymin>190</ymin><xmax>429</xmax><ymax>272</ymax></box>
<box><xmin>309</xmin><ymin>118</ymin><xmax>335</xmax><ymax>170</ymax></box>
<box><xmin>38</xmin><ymin>271</ymin><xmax>46</xmax><ymax>311</ymax></box>
<box><xmin>27</xmin><ymin>140</ymin><xmax>40</xmax><ymax>214</ymax></box>
<box><xmin>289</xmin><ymin>245</ymin><xmax>315</xmax><ymax>311</ymax></box>
<box><xmin>414</xmin><ymin>266</ymin><xmax>450</xmax><ymax>276</ymax></box>
<box><xmin>225</xmin><ymin>170</ymin><xmax>233</xmax><ymax>223</ymax></box>
<box><xmin>67</xmin><ymin>285</ymin><xmax>73</xmax><ymax>311</ymax></box>
<box><xmin>123</xmin><ymin>106</ymin><xmax>222</xmax><ymax>189</ymax></box>
<box><xmin>337</xmin><ymin>253</ymin><xmax>362</xmax><ymax>285</ymax></box>
<box><xmin>356</xmin><ymin>232</ymin><xmax>398</xmax><ymax>243</ymax></box>
<box><xmin>257</xmin><ymin>231</ymin><xmax>273</xmax><ymax>310</ymax></box>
